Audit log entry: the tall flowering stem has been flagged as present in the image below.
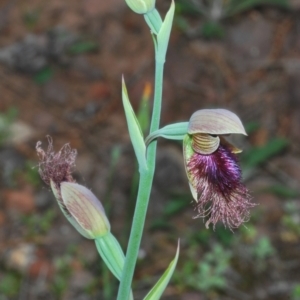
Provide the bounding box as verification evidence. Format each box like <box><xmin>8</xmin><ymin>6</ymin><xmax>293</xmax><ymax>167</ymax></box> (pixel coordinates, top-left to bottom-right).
<box><xmin>117</xmin><ymin>54</ymin><xmax>165</xmax><ymax>300</ymax></box>
<box><xmin>117</xmin><ymin>2</ymin><xmax>175</xmax><ymax>298</ymax></box>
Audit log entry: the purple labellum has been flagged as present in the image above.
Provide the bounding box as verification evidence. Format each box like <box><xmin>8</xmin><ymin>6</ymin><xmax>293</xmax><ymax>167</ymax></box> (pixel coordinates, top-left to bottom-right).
<box><xmin>187</xmin><ymin>143</ymin><xmax>254</xmax><ymax>230</ymax></box>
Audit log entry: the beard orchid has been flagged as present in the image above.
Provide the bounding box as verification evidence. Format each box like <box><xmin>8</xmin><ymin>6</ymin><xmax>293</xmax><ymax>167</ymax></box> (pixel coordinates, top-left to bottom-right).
<box><xmin>183</xmin><ymin>109</ymin><xmax>255</xmax><ymax>230</ymax></box>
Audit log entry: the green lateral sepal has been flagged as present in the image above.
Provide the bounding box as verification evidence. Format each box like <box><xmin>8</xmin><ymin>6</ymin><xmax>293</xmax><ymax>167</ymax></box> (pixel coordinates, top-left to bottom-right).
<box><xmin>143</xmin><ymin>240</ymin><xmax>180</xmax><ymax>300</ymax></box>
<box><xmin>95</xmin><ymin>233</ymin><xmax>134</xmax><ymax>300</ymax></box>
<box><xmin>95</xmin><ymin>232</ymin><xmax>125</xmax><ymax>280</ymax></box>
<box><xmin>122</xmin><ymin>77</ymin><xmax>148</xmax><ymax>172</ymax></box>
<box><xmin>145</xmin><ymin>122</ymin><xmax>188</xmax><ymax>145</ymax></box>
<box><xmin>144</xmin><ymin>8</ymin><xmax>163</xmax><ymax>34</ymax></box>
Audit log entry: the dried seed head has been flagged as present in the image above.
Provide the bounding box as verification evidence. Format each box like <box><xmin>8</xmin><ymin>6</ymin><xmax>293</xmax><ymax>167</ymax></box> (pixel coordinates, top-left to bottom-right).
<box><xmin>36</xmin><ymin>136</ymin><xmax>77</xmax><ymax>186</ymax></box>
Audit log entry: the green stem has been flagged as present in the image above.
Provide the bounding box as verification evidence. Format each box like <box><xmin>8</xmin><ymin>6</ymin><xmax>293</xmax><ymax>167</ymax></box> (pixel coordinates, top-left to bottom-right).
<box><xmin>116</xmin><ymin>60</ymin><xmax>165</xmax><ymax>300</ymax></box>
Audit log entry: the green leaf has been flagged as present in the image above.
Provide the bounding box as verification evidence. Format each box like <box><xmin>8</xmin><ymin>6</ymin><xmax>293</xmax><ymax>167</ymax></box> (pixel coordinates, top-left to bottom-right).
<box><xmin>145</xmin><ymin>122</ymin><xmax>188</xmax><ymax>145</ymax></box>
<box><xmin>68</xmin><ymin>41</ymin><xmax>98</xmax><ymax>54</ymax></box>
<box><xmin>292</xmin><ymin>284</ymin><xmax>300</xmax><ymax>299</ymax></box>
<box><xmin>0</xmin><ymin>107</ymin><xmax>18</xmax><ymax>145</ymax></box>
<box><xmin>156</xmin><ymin>0</ymin><xmax>175</xmax><ymax>63</ymax></box>
<box><xmin>143</xmin><ymin>241</ymin><xmax>180</xmax><ymax>300</ymax></box>
<box><xmin>201</xmin><ymin>22</ymin><xmax>225</xmax><ymax>39</ymax></box>
<box><xmin>175</xmin><ymin>0</ymin><xmax>203</xmax><ymax>15</ymax></box>
<box><xmin>252</xmin><ymin>237</ymin><xmax>275</xmax><ymax>259</ymax></box>
<box><xmin>122</xmin><ymin>77</ymin><xmax>148</xmax><ymax>171</ymax></box>
<box><xmin>215</xmin><ymin>225</ymin><xmax>234</xmax><ymax>247</ymax></box>
<box><xmin>34</xmin><ymin>67</ymin><xmax>54</xmax><ymax>84</ymax></box>
<box><xmin>23</xmin><ymin>10</ymin><xmax>39</xmax><ymax>29</ymax></box>
<box><xmin>191</xmin><ymin>230</ymin><xmax>211</xmax><ymax>245</ymax></box>
<box><xmin>245</xmin><ymin>121</ymin><xmax>260</xmax><ymax>134</ymax></box>
<box><xmin>262</xmin><ymin>184</ymin><xmax>299</xmax><ymax>199</ymax></box>
<box><xmin>225</xmin><ymin>0</ymin><xmax>289</xmax><ymax>17</ymax></box>
<box><xmin>0</xmin><ymin>273</ymin><xmax>21</xmax><ymax>297</ymax></box>
<box><xmin>242</xmin><ymin>138</ymin><xmax>288</xmax><ymax>167</ymax></box>
<box><xmin>163</xmin><ymin>197</ymin><xmax>189</xmax><ymax>217</ymax></box>
<box><xmin>149</xmin><ymin>219</ymin><xmax>173</xmax><ymax>231</ymax></box>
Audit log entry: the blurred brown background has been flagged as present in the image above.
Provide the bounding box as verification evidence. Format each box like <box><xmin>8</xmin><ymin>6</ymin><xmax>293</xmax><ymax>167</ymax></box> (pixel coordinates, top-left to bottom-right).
<box><xmin>0</xmin><ymin>0</ymin><xmax>300</xmax><ymax>299</ymax></box>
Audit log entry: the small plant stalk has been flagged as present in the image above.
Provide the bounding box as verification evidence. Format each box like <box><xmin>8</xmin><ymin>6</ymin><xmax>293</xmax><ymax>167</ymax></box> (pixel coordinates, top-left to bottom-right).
<box><xmin>117</xmin><ymin>60</ymin><xmax>165</xmax><ymax>300</ymax></box>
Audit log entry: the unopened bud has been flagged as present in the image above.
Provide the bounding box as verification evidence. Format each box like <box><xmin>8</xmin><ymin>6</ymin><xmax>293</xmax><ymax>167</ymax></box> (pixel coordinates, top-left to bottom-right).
<box><xmin>61</xmin><ymin>182</ymin><xmax>110</xmax><ymax>239</ymax></box>
<box><xmin>125</xmin><ymin>0</ymin><xmax>155</xmax><ymax>14</ymax></box>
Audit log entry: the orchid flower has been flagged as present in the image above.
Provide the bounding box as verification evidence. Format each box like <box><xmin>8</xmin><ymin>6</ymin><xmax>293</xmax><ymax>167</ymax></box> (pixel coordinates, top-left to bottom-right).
<box><xmin>183</xmin><ymin>109</ymin><xmax>255</xmax><ymax>230</ymax></box>
<box><xmin>146</xmin><ymin>108</ymin><xmax>255</xmax><ymax>230</ymax></box>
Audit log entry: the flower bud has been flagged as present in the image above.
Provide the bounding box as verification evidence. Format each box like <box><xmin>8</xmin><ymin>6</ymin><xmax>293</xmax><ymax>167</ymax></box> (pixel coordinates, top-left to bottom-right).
<box><xmin>125</xmin><ymin>0</ymin><xmax>155</xmax><ymax>14</ymax></box>
<box><xmin>61</xmin><ymin>182</ymin><xmax>110</xmax><ymax>239</ymax></box>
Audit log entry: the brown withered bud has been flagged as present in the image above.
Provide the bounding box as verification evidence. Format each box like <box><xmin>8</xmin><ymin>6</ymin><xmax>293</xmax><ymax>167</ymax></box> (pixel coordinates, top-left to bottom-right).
<box><xmin>36</xmin><ymin>136</ymin><xmax>77</xmax><ymax>186</ymax></box>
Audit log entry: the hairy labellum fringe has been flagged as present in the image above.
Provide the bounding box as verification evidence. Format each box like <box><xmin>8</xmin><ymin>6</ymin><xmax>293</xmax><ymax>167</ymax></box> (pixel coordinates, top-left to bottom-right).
<box><xmin>187</xmin><ymin>144</ymin><xmax>255</xmax><ymax>230</ymax></box>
